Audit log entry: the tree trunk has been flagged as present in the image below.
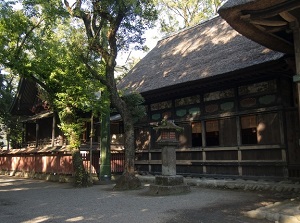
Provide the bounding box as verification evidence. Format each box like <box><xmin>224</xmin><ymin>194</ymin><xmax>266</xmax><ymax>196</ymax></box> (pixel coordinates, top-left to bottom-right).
<box><xmin>72</xmin><ymin>149</ymin><xmax>92</xmax><ymax>187</ymax></box>
<box><xmin>105</xmin><ymin>64</ymin><xmax>141</xmax><ymax>190</ymax></box>
<box><xmin>111</xmin><ymin>96</ymin><xmax>142</xmax><ymax>190</ymax></box>
<box><xmin>60</xmin><ymin>110</ymin><xmax>92</xmax><ymax>187</ymax></box>
<box><xmin>124</xmin><ymin>121</ymin><xmax>135</xmax><ymax>174</ymax></box>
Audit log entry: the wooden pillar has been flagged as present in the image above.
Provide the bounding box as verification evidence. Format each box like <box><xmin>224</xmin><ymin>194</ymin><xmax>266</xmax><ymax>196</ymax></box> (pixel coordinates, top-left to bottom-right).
<box><xmin>51</xmin><ymin>115</ymin><xmax>56</xmax><ymax>147</ymax></box>
<box><xmin>236</xmin><ymin>116</ymin><xmax>242</xmax><ymax>176</ymax></box>
<box><xmin>291</xmin><ymin>21</ymin><xmax>300</xmax><ymax>128</ymax></box>
<box><xmin>279</xmin><ymin>111</ymin><xmax>288</xmax><ymax>178</ymax></box>
<box><xmin>6</xmin><ymin>129</ymin><xmax>10</xmax><ymax>151</ymax></box>
<box><xmin>201</xmin><ymin>120</ymin><xmax>206</xmax><ymax>174</ymax></box>
<box><xmin>291</xmin><ymin>20</ymin><xmax>300</xmax><ymax>178</ymax></box>
<box><xmin>35</xmin><ymin>121</ymin><xmax>39</xmax><ymax>148</ymax></box>
<box><xmin>90</xmin><ymin>113</ymin><xmax>94</xmax><ymax>174</ymax></box>
<box><xmin>201</xmin><ymin>120</ymin><xmax>206</xmax><ymax>147</ymax></box>
<box><xmin>22</xmin><ymin>123</ymin><xmax>25</xmax><ymax>147</ymax></box>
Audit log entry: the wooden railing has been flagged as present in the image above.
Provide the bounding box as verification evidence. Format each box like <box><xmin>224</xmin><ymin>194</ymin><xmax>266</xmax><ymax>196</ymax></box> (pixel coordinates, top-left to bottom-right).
<box><xmin>134</xmin><ymin>145</ymin><xmax>288</xmax><ymax>179</ymax></box>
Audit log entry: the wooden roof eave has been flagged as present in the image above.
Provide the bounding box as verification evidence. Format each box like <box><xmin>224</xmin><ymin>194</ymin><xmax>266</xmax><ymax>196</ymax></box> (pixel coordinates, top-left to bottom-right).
<box><xmin>21</xmin><ymin>111</ymin><xmax>54</xmax><ymax>122</ymax></box>
<box><xmin>9</xmin><ymin>78</ymin><xmax>25</xmax><ymax>115</ymax></box>
<box><xmin>10</xmin><ymin>78</ymin><xmax>38</xmax><ymax>116</ymax></box>
<box><xmin>218</xmin><ymin>0</ymin><xmax>299</xmax><ymax>54</ymax></box>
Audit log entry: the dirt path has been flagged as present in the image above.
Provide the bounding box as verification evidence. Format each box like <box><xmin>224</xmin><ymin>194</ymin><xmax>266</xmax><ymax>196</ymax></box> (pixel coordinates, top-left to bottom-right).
<box><xmin>0</xmin><ymin>175</ymin><xmax>290</xmax><ymax>223</ymax></box>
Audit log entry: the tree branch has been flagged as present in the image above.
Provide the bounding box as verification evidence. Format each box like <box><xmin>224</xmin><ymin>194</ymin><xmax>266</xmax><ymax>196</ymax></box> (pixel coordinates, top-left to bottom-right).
<box><xmin>84</xmin><ymin>61</ymin><xmax>107</xmax><ymax>86</ymax></box>
<box><xmin>15</xmin><ymin>19</ymin><xmax>44</xmax><ymax>59</ymax></box>
<box><xmin>64</xmin><ymin>0</ymin><xmax>110</xmax><ymax>62</ymax></box>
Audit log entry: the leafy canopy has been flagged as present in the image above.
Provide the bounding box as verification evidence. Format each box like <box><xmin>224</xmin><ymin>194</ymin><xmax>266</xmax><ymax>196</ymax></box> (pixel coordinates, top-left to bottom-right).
<box><xmin>0</xmin><ymin>0</ymin><xmax>106</xmax><ymax>148</ymax></box>
<box><xmin>154</xmin><ymin>0</ymin><xmax>224</xmax><ymax>34</ymax></box>
<box><xmin>0</xmin><ymin>69</ymin><xmax>21</xmax><ymax>148</ymax></box>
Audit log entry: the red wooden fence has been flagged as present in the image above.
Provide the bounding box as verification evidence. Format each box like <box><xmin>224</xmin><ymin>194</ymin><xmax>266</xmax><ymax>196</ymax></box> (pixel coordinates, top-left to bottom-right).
<box><xmin>0</xmin><ymin>153</ymin><xmax>73</xmax><ymax>174</ymax></box>
<box><xmin>81</xmin><ymin>151</ymin><xmax>125</xmax><ymax>174</ymax></box>
<box><xmin>0</xmin><ymin>151</ymin><xmax>125</xmax><ymax>175</ymax></box>
<box><xmin>111</xmin><ymin>152</ymin><xmax>125</xmax><ymax>173</ymax></box>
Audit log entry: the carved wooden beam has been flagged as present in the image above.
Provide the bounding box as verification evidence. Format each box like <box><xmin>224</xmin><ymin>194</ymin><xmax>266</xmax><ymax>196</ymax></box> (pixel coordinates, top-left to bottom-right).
<box><xmin>249</xmin><ymin>19</ymin><xmax>287</xmax><ymax>27</ymax></box>
<box><xmin>241</xmin><ymin>14</ymin><xmax>288</xmax><ymax>27</ymax></box>
<box><xmin>251</xmin><ymin>24</ymin><xmax>284</xmax><ymax>34</ymax></box>
<box><xmin>279</xmin><ymin>11</ymin><xmax>297</xmax><ymax>23</ymax></box>
<box><xmin>241</xmin><ymin>0</ymin><xmax>300</xmax><ymax>19</ymax></box>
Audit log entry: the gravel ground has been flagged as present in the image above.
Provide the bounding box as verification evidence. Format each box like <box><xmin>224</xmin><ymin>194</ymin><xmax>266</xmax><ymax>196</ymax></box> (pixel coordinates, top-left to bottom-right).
<box><xmin>0</xmin><ymin>175</ymin><xmax>289</xmax><ymax>223</ymax></box>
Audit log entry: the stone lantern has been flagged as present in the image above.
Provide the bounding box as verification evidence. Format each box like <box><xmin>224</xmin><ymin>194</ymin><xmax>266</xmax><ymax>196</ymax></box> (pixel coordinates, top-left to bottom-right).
<box><xmin>149</xmin><ymin>118</ymin><xmax>190</xmax><ymax>195</ymax></box>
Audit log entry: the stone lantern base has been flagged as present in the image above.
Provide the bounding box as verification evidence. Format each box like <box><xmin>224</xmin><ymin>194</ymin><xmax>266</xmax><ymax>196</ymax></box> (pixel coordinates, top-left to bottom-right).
<box><xmin>148</xmin><ymin>175</ymin><xmax>190</xmax><ymax>196</ymax></box>
<box><xmin>150</xmin><ymin>119</ymin><xmax>190</xmax><ymax>195</ymax></box>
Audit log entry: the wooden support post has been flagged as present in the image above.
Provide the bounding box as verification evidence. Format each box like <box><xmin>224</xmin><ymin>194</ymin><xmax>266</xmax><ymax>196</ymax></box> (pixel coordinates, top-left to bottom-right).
<box><xmin>278</xmin><ymin>111</ymin><xmax>285</xmax><ymax>146</ymax></box>
<box><xmin>90</xmin><ymin>113</ymin><xmax>93</xmax><ymax>175</ymax></box>
<box><xmin>236</xmin><ymin>116</ymin><xmax>242</xmax><ymax>176</ymax></box>
<box><xmin>51</xmin><ymin>115</ymin><xmax>56</xmax><ymax>147</ymax></box>
<box><xmin>201</xmin><ymin>120</ymin><xmax>206</xmax><ymax>174</ymax></box>
<box><xmin>290</xmin><ymin>20</ymin><xmax>300</xmax><ymax>178</ymax></box>
<box><xmin>202</xmin><ymin>149</ymin><xmax>206</xmax><ymax>174</ymax></box>
<box><xmin>201</xmin><ymin>120</ymin><xmax>206</xmax><ymax>147</ymax></box>
<box><xmin>278</xmin><ymin>111</ymin><xmax>289</xmax><ymax>178</ymax></box>
<box><xmin>149</xmin><ymin>151</ymin><xmax>152</xmax><ymax>173</ymax></box>
<box><xmin>22</xmin><ymin>123</ymin><xmax>25</xmax><ymax>147</ymax></box>
<box><xmin>35</xmin><ymin>121</ymin><xmax>39</xmax><ymax>148</ymax></box>
<box><xmin>291</xmin><ymin>21</ymin><xmax>300</xmax><ymax>128</ymax></box>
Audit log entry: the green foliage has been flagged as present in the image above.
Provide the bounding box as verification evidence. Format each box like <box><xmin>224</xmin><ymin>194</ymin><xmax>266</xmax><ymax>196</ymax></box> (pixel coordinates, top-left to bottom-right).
<box><xmin>0</xmin><ymin>1</ymin><xmax>68</xmax><ymax>82</ymax></box>
<box><xmin>123</xmin><ymin>92</ymin><xmax>146</xmax><ymax>123</ymax></box>
<box><xmin>0</xmin><ymin>71</ymin><xmax>16</xmax><ymax>118</ymax></box>
<box><xmin>0</xmin><ymin>0</ymin><xmax>157</xmax><ymax>185</ymax></box>
<box><xmin>64</xmin><ymin>0</ymin><xmax>158</xmax><ymax>60</ymax></box>
<box><xmin>0</xmin><ymin>0</ymin><xmax>105</xmax><ymax>186</ymax></box>
<box><xmin>154</xmin><ymin>0</ymin><xmax>224</xmax><ymax>34</ymax></box>
<box><xmin>0</xmin><ymin>70</ymin><xmax>22</xmax><ymax>148</ymax></box>
<box><xmin>0</xmin><ymin>0</ymin><xmax>106</xmax><ymax>148</ymax></box>
<box><xmin>64</xmin><ymin>0</ymin><xmax>158</xmax><ymax>180</ymax></box>
<box><xmin>117</xmin><ymin>0</ymin><xmax>158</xmax><ymax>51</ymax></box>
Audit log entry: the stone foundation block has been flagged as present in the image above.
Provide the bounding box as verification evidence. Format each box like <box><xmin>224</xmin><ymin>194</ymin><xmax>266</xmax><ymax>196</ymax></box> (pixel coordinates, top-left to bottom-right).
<box><xmin>149</xmin><ymin>184</ymin><xmax>191</xmax><ymax>196</ymax></box>
<box><xmin>155</xmin><ymin>175</ymin><xmax>184</xmax><ymax>186</ymax></box>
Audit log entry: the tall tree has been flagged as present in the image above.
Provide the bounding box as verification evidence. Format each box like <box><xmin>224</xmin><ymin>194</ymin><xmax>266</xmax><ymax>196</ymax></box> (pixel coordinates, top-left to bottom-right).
<box><xmin>63</xmin><ymin>0</ymin><xmax>157</xmax><ymax>189</ymax></box>
<box><xmin>0</xmin><ymin>69</ymin><xmax>21</xmax><ymax>149</ymax></box>
<box><xmin>155</xmin><ymin>0</ymin><xmax>224</xmax><ymax>34</ymax></box>
<box><xmin>0</xmin><ymin>0</ymin><xmax>104</xmax><ymax>187</ymax></box>
<box><xmin>50</xmin><ymin>28</ymin><xmax>106</xmax><ymax>187</ymax></box>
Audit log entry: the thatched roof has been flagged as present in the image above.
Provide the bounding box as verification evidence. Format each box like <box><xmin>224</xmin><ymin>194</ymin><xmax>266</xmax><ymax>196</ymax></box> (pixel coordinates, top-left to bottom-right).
<box><xmin>219</xmin><ymin>0</ymin><xmax>300</xmax><ymax>54</ymax></box>
<box><xmin>118</xmin><ymin>16</ymin><xmax>284</xmax><ymax>96</ymax></box>
<box><xmin>220</xmin><ymin>0</ymin><xmax>257</xmax><ymax>8</ymax></box>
